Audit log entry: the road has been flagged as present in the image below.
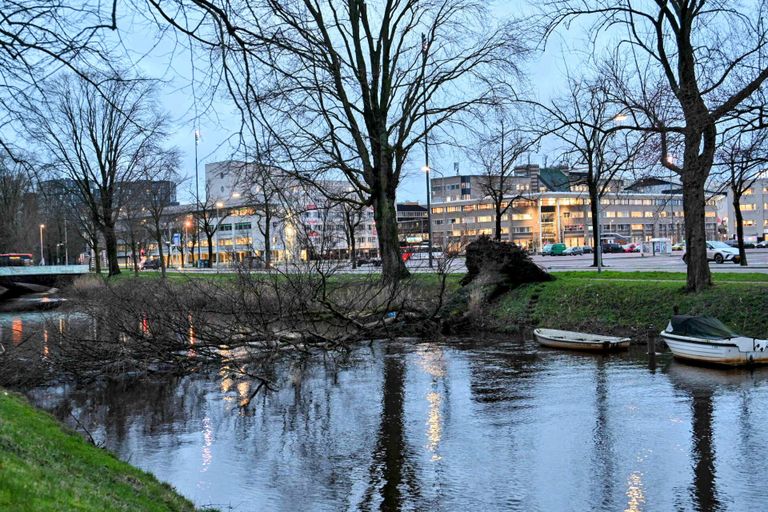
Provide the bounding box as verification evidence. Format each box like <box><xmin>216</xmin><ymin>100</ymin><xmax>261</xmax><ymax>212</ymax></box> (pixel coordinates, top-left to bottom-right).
<box><xmin>404</xmin><ymin>248</ymin><xmax>768</xmax><ymax>274</ymax></box>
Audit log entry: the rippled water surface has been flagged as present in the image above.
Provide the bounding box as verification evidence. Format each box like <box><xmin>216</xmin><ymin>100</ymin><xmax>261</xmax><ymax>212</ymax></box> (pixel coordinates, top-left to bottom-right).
<box><xmin>12</xmin><ymin>319</ymin><xmax>768</xmax><ymax>512</ymax></box>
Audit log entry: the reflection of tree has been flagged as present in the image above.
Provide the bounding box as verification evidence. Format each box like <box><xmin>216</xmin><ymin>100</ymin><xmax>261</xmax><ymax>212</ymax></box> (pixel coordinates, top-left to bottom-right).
<box><xmin>361</xmin><ymin>346</ymin><xmax>420</xmax><ymax>511</ymax></box>
<box><xmin>689</xmin><ymin>390</ymin><xmax>720</xmax><ymax>511</ymax></box>
<box><xmin>589</xmin><ymin>359</ymin><xmax>616</xmax><ymax>509</ymax></box>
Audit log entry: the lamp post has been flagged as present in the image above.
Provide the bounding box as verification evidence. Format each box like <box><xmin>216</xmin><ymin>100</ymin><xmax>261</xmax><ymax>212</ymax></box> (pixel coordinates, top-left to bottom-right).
<box><xmin>184</xmin><ymin>220</ymin><xmax>192</xmax><ymax>267</ymax></box>
<box><xmin>421</xmin><ymin>33</ymin><xmax>433</xmax><ymax>269</ymax></box>
<box><xmin>215</xmin><ymin>201</ymin><xmax>224</xmax><ymax>267</ymax></box>
<box><xmin>194</xmin><ymin>129</ymin><xmax>202</xmax><ymax>264</ymax></box>
<box><xmin>39</xmin><ymin>224</ymin><xmax>45</xmax><ymax>265</ymax></box>
<box><xmin>64</xmin><ymin>218</ymin><xmax>69</xmax><ymax>266</ymax></box>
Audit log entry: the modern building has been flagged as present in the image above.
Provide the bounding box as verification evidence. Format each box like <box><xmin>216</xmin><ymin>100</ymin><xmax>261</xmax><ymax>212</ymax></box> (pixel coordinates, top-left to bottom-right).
<box><xmin>430</xmin><ymin>166</ymin><xmax>722</xmax><ymax>253</ymax></box>
<box><xmin>115</xmin><ymin>162</ymin><xmax>381</xmax><ymax>267</ymax></box>
<box><xmin>396</xmin><ymin>202</ymin><xmax>428</xmax><ymax>243</ymax></box>
<box><xmin>720</xmin><ymin>174</ymin><xmax>768</xmax><ymax>242</ymax></box>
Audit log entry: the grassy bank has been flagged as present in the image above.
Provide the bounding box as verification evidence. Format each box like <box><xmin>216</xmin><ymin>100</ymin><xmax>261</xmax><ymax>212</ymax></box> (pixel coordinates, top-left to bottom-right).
<box><xmin>489</xmin><ymin>272</ymin><xmax>768</xmax><ymax>338</ymax></box>
<box><xmin>0</xmin><ymin>391</ymin><xmax>203</xmax><ymax>512</ymax></box>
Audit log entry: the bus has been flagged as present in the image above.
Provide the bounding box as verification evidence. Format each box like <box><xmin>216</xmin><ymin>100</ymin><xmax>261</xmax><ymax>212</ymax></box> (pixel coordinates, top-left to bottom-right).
<box><xmin>0</xmin><ymin>253</ymin><xmax>34</xmax><ymax>266</ymax></box>
<box><xmin>401</xmin><ymin>242</ymin><xmax>444</xmax><ymax>262</ymax></box>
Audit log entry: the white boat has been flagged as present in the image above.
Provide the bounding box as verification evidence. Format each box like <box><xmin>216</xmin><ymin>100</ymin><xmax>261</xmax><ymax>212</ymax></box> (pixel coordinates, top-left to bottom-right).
<box><xmin>533</xmin><ymin>328</ymin><xmax>631</xmax><ymax>352</ymax></box>
<box><xmin>660</xmin><ymin>315</ymin><xmax>768</xmax><ymax>366</ymax></box>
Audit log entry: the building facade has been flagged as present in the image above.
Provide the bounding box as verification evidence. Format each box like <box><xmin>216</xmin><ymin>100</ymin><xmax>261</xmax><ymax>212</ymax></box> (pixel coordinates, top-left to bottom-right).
<box><xmin>721</xmin><ymin>174</ymin><xmax>768</xmax><ymax>242</ymax></box>
<box><xmin>430</xmin><ymin>166</ymin><xmax>722</xmax><ymax>253</ymax></box>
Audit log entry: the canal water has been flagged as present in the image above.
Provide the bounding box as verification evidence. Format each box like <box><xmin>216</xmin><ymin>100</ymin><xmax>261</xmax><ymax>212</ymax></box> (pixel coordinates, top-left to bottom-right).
<box><xmin>4</xmin><ymin>312</ymin><xmax>768</xmax><ymax>511</ymax></box>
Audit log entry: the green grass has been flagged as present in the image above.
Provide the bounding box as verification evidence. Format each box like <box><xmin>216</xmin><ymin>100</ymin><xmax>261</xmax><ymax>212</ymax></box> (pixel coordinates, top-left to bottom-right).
<box><xmin>491</xmin><ymin>274</ymin><xmax>768</xmax><ymax>338</ymax></box>
<box><xmin>551</xmin><ymin>270</ymin><xmax>768</xmax><ymax>283</ymax></box>
<box><xmin>0</xmin><ymin>391</ymin><xmax>205</xmax><ymax>512</ymax></box>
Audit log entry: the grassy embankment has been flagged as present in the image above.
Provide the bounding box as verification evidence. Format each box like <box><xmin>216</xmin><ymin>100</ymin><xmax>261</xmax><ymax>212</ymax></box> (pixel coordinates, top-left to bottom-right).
<box><xmin>489</xmin><ymin>271</ymin><xmax>768</xmax><ymax>338</ymax></box>
<box><xmin>0</xmin><ymin>391</ymin><xmax>206</xmax><ymax>512</ymax></box>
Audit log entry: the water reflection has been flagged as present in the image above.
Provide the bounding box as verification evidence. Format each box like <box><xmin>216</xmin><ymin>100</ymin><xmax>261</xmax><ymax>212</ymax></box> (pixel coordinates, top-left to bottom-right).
<box><xmin>14</xmin><ymin>331</ymin><xmax>768</xmax><ymax>512</ymax></box>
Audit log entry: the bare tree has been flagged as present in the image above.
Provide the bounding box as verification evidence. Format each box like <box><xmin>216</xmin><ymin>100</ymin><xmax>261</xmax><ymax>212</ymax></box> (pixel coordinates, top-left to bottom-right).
<box><xmin>140</xmin><ymin>148</ymin><xmax>182</xmax><ymax>278</ymax></box>
<box><xmin>542</xmin><ymin>1</ymin><xmax>768</xmax><ymax>291</ymax></box>
<box><xmin>0</xmin><ymin>156</ymin><xmax>38</xmax><ymax>254</ymax></box>
<box><xmin>715</xmin><ymin>128</ymin><xmax>768</xmax><ymax>266</ymax></box>
<box><xmin>146</xmin><ymin>0</ymin><xmax>527</xmax><ymax>281</ymax></box>
<box><xmin>23</xmin><ymin>72</ymin><xmax>169</xmax><ymax>276</ymax></box>
<box><xmin>340</xmin><ymin>202</ymin><xmax>367</xmax><ymax>268</ymax></box>
<box><xmin>470</xmin><ymin>114</ymin><xmax>536</xmax><ymax>241</ymax></box>
<box><xmin>196</xmin><ymin>184</ymin><xmax>229</xmax><ymax>268</ymax></box>
<box><xmin>536</xmin><ymin>75</ymin><xmax>644</xmax><ymax>266</ymax></box>
<box><xmin>0</xmin><ymin>1</ymin><xmax>117</xmax><ymax>156</ymax></box>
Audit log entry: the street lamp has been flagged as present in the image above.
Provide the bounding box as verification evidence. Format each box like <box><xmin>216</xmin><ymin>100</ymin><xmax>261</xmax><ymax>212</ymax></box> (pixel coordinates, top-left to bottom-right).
<box><xmin>422</xmin><ymin>165</ymin><xmax>434</xmax><ymax>269</ymax></box>
<box><xmin>39</xmin><ymin>224</ymin><xmax>45</xmax><ymax>266</ymax></box>
<box><xmin>184</xmin><ymin>219</ymin><xmax>192</xmax><ymax>267</ymax></box>
<box><xmin>215</xmin><ymin>201</ymin><xmax>224</xmax><ymax>267</ymax></box>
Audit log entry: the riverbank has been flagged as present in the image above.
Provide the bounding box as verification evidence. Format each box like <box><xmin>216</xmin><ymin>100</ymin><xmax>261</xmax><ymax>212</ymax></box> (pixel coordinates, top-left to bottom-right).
<box><xmin>0</xmin><ymin>390</ymin><xmax>207</xmax><ymax>511</ymax></box>
<box><xmin>486</xmin><ymin>271</ymin><xmax>768</xmax><ymax>338</ymax></box>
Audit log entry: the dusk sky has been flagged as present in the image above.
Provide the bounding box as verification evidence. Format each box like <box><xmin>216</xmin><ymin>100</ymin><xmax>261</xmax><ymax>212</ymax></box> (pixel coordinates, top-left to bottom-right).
<box><xmin>118</xmin><ymin>2</ymin><xmax>585</xmax><ymax>205</ymax></box>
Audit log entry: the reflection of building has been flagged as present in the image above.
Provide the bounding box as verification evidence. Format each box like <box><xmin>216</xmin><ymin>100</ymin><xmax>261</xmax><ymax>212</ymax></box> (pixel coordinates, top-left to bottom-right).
<box><xmin>430</xmin><ymin>166</ymin><xmax>723</xmax><ymax>252</ymax></box>
<box><xmin>720</xmin><ymin>174</ymin><xmax>768</xmax><ymax>242</ymax></box>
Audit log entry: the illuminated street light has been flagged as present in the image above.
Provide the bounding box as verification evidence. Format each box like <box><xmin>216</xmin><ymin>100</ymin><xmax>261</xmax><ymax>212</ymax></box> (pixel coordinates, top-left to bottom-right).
<box><xmin>39</xmin><ymin>224</ymin><xmax>45</xmax><ymax>266</ymax></box>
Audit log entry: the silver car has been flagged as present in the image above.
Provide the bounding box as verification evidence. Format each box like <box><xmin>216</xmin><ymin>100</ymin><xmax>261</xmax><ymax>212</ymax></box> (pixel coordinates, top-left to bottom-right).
<box><xmin>682</xmin><ymin>241</ymin><xmax>741</xmax><ymax>264</ymax></box>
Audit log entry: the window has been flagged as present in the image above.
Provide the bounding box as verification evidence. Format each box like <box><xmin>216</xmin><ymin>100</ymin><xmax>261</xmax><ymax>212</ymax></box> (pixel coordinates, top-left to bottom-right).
<box><xmin>631</xmin><ymin>211</ymin><xmax>643</xmax><ymax>218</ymax></box>
<box><xmin>631</xmin><ymin>224</ymin><xmax>644</xmax><ymax>230</ymax></box>
<box><xmin>744</xmin><ymin>188</ymin><xmax>754</xmax><ymax>195</ymax></box>
<box><xmin>476</xmin><ymin>216</ymin><xmax>493</xmax><ymax>223</ymax></box>
<box><xmin>705</xmin><ymin>212</ymin><xmax>716</xmax><ymax>218</ymax></box>
<box><xmin>644</xmin><ymin>211</ymin><xmax>654</xmax><ymax>218</ymax></box>
<box><xmin>219</xmin><ymin>224</ymin><xmax>232</xmax><ymax>231</ymax></box>
<box><xmin>741</xmin><ymin>204</ymin><xmax>757</xmax><ymax>211</ymax></box>
<box><xmin>744</xmin><ymin>220</ymin><xmax>756</xmax><ymax>227</ymax></box>
<box><xmin>605</xmin><ymin>211</ymin><xmax>616</xmax><ymax>218</ymax></box>
<box><xmin>235</xmin><ymin>222</ymin><xmax>252</xmax><ymax>230</ymax></box>
<box><xmin>511</xmin><ymin>213</ymin><xmax>532</xmax><ymax>221</ymax></box>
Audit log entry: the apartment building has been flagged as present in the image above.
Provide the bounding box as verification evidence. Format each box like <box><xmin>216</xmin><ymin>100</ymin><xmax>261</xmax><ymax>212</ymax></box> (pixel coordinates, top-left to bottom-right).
<box><xmin>721</xmin><ymin>174</ymin><xmax>768</xmax><ymax>242</ymax></box>
<box><xmin>430</xmin><ymin>166</ymin><xmax>722</xmax><ymax>252</ymax></box>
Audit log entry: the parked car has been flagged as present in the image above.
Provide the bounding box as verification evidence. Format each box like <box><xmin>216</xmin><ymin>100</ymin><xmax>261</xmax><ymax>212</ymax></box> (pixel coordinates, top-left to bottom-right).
<box><xmin>601</xmin><ymin>243</ymin><xmax>623</xmax><ymax>254</ymax></box>
<box><xmin>622</xmin><ymin>243</ymin><xmax>641</xmax><ymax>253</ymax></box>
<box><xmin>563</xmin><ymin>246</ymin><xmax>583</xmax><ymax>256</ymax></box>
<box><xmin>725</xmin><ymin>239</ymin><xmax>755</xmax><ymax>249</ymax></box>
<box><xmin>580</xmin><ymin>245</ymin><xmax>593</xmax><ymax>254</ymax></box>
<box><xmin>682</xmin><ymin>241</ymin><xmax>741</xmax><ymax>264</ymax></box>
<box><xmin>141</xmin><ymin>258</ymin><xmax>161</xmax><ymax>270</ymax></box>
<box><xmin>671</xmin><ymin>241</ymin><xmax>686</xmax><ymax>251</ymax></box>
<box><xmin>757</xmin><ymin>240</ymin><xmax>768</xmax><ymax>248</ymax></box>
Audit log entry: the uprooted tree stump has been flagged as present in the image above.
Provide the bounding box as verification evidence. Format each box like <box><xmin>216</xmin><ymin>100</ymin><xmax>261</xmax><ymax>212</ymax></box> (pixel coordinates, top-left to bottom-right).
<box><xmin>441</xmin><ymin>236</ymin><xmax>554</xmax><ymax>333</ymax></box>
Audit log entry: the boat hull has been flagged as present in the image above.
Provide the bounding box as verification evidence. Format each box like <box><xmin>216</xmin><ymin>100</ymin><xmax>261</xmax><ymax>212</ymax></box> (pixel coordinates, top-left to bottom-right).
<box><xmin>534</xmin><ymin>329</ymin><xmax>630</xmax><ymax>352</ymax></box>
<box><xmin>661</xmin><ymin>333</ymin><xmax>768</xmax><ymax>367</ymax></box>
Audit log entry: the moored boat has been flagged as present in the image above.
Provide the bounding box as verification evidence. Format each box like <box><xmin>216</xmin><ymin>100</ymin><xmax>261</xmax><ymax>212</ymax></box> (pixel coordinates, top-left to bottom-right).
<box><xmin>533</xmin><ymin>328</ymin><xmax>631</xmax><ymax>352</ymax></box>
<box><xmin>660</xmin><ymin>315</ymin><xmax>768</xmax><ymax>366</ymax></box>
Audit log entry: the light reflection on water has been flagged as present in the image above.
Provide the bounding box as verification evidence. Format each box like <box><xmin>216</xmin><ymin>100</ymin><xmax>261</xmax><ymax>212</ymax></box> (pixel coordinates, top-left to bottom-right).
<box><xmin>7</xmin><ymin>314</ymin><xmax>768</xmax><ymax>511</ymax></box>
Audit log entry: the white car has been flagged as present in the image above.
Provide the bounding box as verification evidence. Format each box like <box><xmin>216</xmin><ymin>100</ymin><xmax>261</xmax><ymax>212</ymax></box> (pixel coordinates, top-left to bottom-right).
<box><xmin>757</xmin><ymin>240</ymin><xmax>768</xmax><ymax>248</ymax></box>
<box><xmin>682</xmin><ymin>241</ymin><xmax>741</xmax><ymax>264</ymax></box>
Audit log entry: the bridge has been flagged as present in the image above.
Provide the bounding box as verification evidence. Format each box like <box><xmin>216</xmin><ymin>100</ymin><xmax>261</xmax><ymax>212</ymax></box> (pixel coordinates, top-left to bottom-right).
<box><xmin>0</xmin><ymin>265</ymin><xmax>90</xmax><ymax>299</ymax></box>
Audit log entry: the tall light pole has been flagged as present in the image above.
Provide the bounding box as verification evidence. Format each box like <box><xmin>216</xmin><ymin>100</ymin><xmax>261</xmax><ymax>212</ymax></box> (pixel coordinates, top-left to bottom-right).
<box><xmin>39</xmin><ymin>224</ymin><xmax>45</xmax><ymax>265</ymax></box>
<box><xmin>215</xmin><ymin>201</ymin><xmax>224</xmax><ymax>267</ymax></box>
<box><xmin>64</xmin><ymin>218</ymin><xmax>69</xmax><ymax>266</ymax></box>
<box><xmin>194</xmin><ymin>129</ymin><xmax>202</xmax><ymax>265</ymax></box>
<box><xmin>422</xmin><ymin>33</ymin><xmax>433</xmax><ymax>269</ymax></box>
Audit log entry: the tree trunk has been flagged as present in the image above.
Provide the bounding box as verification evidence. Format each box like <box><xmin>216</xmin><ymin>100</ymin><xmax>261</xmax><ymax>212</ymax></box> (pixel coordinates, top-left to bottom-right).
<box><xmin>155</xmin><ymin>223</ymin><xmax>166</xmax><ymax>278</ymax></box>
<box><xmin>350</xmin><ymin>228</ymin><xmax>357</xmax><ymax>269</ymax></box>
<box><xmin>494</xmin><ymin>200</ymin><xmax>503</xmax><ymax>242</ymax></box>
<box><xmin>129</xmin><ymin>233</ymin><xmax>139</xmax><ymax>275</ymax></box>
<box><xmin>372</xmin><ymin>186</ymin><xmax>408</xmax><ymax>282</ymax></box>
<box><xmin>732</xmin><ymin>193</ymin><xmax>748</xmax><ymax>266</ymax></box>
<box><xmin>102</xmin><ymin>223</ymin><xmax>121</xmax><ymax>276</ymax></box>
<box><xmin>264</xmin><ymin>213</ymin><xmax>272</xmax><ymax>268</ymax></box>
<box><xmin>207</xmin><ymin>233</ymin><xmax>214</xmax><ymax>268</ymax></box>
<box><xmin>91</xmin><ymin>235</ymin><xmax>101</xmax><ymax>274</ymax></box>
<box><xmin>589</xmin><ymin>183</ymin><xmax>601</xmax><ymax>268</ymax></box>
<box><xmin>682</xmin><ymin>172</ymin><xmax>712</xmax><ymax>291</ymax></box>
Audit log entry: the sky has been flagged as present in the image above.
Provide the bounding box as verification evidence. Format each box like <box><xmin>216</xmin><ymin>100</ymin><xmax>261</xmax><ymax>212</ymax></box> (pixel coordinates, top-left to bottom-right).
<box><xmin>116</xmin><ymin>2</ymin><xmax>586</xmax><ymax>206</ymax></box>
